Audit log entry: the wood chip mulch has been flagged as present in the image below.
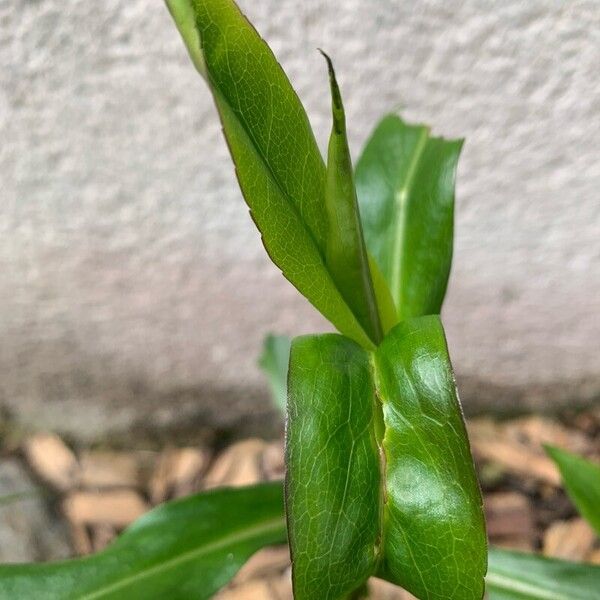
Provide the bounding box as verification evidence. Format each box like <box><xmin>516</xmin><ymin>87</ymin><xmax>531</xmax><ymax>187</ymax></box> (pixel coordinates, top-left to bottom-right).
<box><xmin>12</xmin><ymin>409</ymin><xmax>600</xmax><ymax>599</ymax></box>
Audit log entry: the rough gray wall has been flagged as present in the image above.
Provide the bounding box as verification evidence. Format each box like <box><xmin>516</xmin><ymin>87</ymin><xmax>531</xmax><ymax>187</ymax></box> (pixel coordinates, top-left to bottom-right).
<box><xmin>1</xmin><ymin>0</ymin><xmax>599</xmax><ymax>440</ymax></box>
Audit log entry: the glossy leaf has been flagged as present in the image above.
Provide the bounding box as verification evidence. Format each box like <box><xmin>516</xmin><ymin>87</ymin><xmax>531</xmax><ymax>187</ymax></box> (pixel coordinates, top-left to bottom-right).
<box><xmin>259</xmin><ymin>333</ymin><xmax>291</xmax><ymax>415</ymax></box>
<box><xmin>166</xmin><ymin>0</ymin><xmax>378</xmax><ymax>349</ymax></box>
<box><xmin>487</xmin><ymin>547</ymin><xmax>600</xmax><ymax>599</ymax></box>
<box><xmin>373</xmin><ymin>316</ymin><xmax>487</xmax><ymax>600</ymax></box>
<box><xmin>0</xmin><ymin>483</ymin><xmax>286</xmax><ymax>599</ymax></box>
<box><xmin>286</xmin><ymin>317</ymin><xmax>486</xmax><ymax>600</ymax></box>
<box><xmin>545</xmin><ymin>445</ymin><xmax>600</xmax><ymax>535</ymax></box>
<box><xmin>368</xmin><ymin>254</ymin><xmax>399</xmax><ymax>335</ymax></box>
<box><xmin>286</xmin><ymin>334</ymin><xmax>381</xmax><ymax>600</ymax></box>
<box><xmin>321</xmin><ymin>51</ymin><xmax>383</xmax><ymax>345</ymax></box>
<box><xmin>355</xmin><ymin>115</ymin><xmax>463</xmax><ymax>320</ymax></box>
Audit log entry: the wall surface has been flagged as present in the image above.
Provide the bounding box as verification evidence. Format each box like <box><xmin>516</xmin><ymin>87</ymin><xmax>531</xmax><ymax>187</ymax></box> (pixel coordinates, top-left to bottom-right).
<box><xmin>1</xmin><ymin>0</ymin><xmax>599</xmax><ymax>440</ymax></box>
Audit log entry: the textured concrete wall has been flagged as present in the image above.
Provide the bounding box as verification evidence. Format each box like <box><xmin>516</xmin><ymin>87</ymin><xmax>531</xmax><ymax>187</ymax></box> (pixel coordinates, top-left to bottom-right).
<box><xmin>1</xmin><ymin>0</ymin><xmax>599</xmax><ymax>440</ymax></box>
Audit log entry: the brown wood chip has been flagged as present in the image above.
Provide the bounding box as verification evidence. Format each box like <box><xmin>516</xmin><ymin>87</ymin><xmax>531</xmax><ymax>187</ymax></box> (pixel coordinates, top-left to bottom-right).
<box><xmin>204</xmin><ymin>439</ymin><xmax>267</xmax><ymax>490</ymax></box>
<box><xmin>149</xmin><ymin>447</ymin><xmax>207</xmax><ymax>504</ymax></box>
<box><xmin>23</xmin><ymin>433</ymin><xmax>80</xmax><ymax>491</ymax></box>
<box><xmin>468</xmin><ymin>420</ymin><xmax>561</xmax><ymax>486</ymax></box>
<box><xmin>234</xmin><ymin>546</ymin><xmax>290</xmax><ymax>584</ymax></box>
<box><xmin>485</xmin><ymin>492</ymin><xmax>534</xmax><ymax>551</ymax></box>
<box><xmin>369</xmin><ymin>577</ymin><xmax>418</xmax><ymax>599</ymax></box>
<box><xmin>267</xmin><ymin>568</ymin><xmax>292</xmax><ymax>600</ymax></box>
<box><xmin>506</xmin><ymin>416</ymin><xmax>590</xmax><ymax>455</ymax></box>
<box><xmin>469</xmin><ymin>416</ymin><xmax>594</xmax><ymax>488</ymax></box>
<box><xmin>543</xmin><ymin>518</ymin><xmax>597</xmax><ymax>560</ymax></box>
<box><xmin>90</xmin><ymin>523</ymin><xmax>117</xmax><ymax>553</ymax></box>
<box><xmin>68</xmin><ymin>522</ymin><xmax>92</xmax><ymax>556</ymax></box>
<box><xmin>214</xmin><ymin>580</ymin><xmax>276</xmax><ymax>600</ymax></box>
<box><xmin>587</xmin><ymin>548</ymin><xmax>600</xmax><ymax>565</ymax></box>
<box><xmin>79</xmin><ymin>451</ymin><xmax>140</xmax><ymax>489</ymax></box>
<box><xmin>261</xmin><ymin>441</ymin><xmax>285</xmax><ymax>481</ymax></box>
<box><xmin>62</xmin><ymin>490</ymin><xmax>149</xmax><ymax>528</ymax></box>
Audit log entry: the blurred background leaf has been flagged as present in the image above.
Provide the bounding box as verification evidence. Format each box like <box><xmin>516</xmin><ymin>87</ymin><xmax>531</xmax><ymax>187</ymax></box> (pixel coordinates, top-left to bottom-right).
<box><xmin>259</xmin><ymin>334</ymin><xmax>291</xmax><ymax>416</ymax></box>
<box><xmin>545</xmin><ymin>446</ymin><xmax>600</xmax><ymax>536</ymax></box>
<box><xmin>0</xmin><ymin>482</ymin><xmax>286</xmax><ymax>599</ymax></box>
<box><xmin>487</xmin><ymin>548</ymin><xmax>600</xmax><ymax>600</ymax></box>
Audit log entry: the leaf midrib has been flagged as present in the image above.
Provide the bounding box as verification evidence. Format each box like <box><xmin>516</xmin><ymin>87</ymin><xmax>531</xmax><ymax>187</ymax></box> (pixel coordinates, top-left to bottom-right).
<box><xmin>205</xmin><ymin>50</ymin><xmax>326</xmax><ymax>260</ymax></box>
<box><xmin>390</xmin><ymin>128</ymin><xmax>429</xmax><ymax>311</ymax></box>
<box><xmin>368</xmin><ymin>351</ymin><xmax>387</xmax><ymax>572</ymax></box>
<box><xmin>77</xmin><ymin>515</ymin><xmax>286</xmax><ymax>600</ymax></box>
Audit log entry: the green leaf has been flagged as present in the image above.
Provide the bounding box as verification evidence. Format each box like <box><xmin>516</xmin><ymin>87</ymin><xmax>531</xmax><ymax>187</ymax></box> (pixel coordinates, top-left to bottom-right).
<box><xmin>166</xmin><ymin>0</ymin><xmax>379</xmax><ymax>349</ymax></box>
<box><xmin>0</xmin><ymin>483</ymin><xmax>286</xmax><ymax>599</ymax></box>
<box><xmin>286</xmin><ymin>317</ymin><xmax>486</xmax><ymax>600</ymax></box>
<box><xmin>368</xmin><ymin>254</ymin><xmax>399</xmax><ymax>335</ymax></box>
<box><xmin>259</xmin><ymin>333</ymin><xmax>291</xmax><ymax>415</ymax></box>
<box><xmin>286</xmin><ymin>334</ymin><xmax>382</xmax><ymax>600</ymax></box>
<box><xmin>355</xmin><ymin>115</ymin><xmax>463</xmax><ymax>320</ymax></box>
<box><xmin>487</xmin><ymin>547</ymin><xmax>600</xmax><ymax>599</ymax></box>
<box><xmin>545</xmin><ymin>445</ymin><xmax>600</xmax><ymax>535</ymax></box>
<box><xmin>165</xmin><ymin>0</ymin><xmax>206</xmax><ymax>76</ymax></box>
<box><xmin>321</xmin><ymin>51</ymin><xmax>383</xmax><ymax>345</ymax></box>
<box><xmin>373</xmin><ymin>316</ymin><xmax>487</xmax><ymax>599</ymax></box>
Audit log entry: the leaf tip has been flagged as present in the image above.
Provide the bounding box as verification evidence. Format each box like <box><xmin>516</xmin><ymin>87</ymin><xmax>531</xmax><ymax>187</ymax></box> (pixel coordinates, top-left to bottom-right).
<box><xmin>318</xmin><ymin>49</ymin><xmax>345</xmax><ymax>129</ymax></box>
